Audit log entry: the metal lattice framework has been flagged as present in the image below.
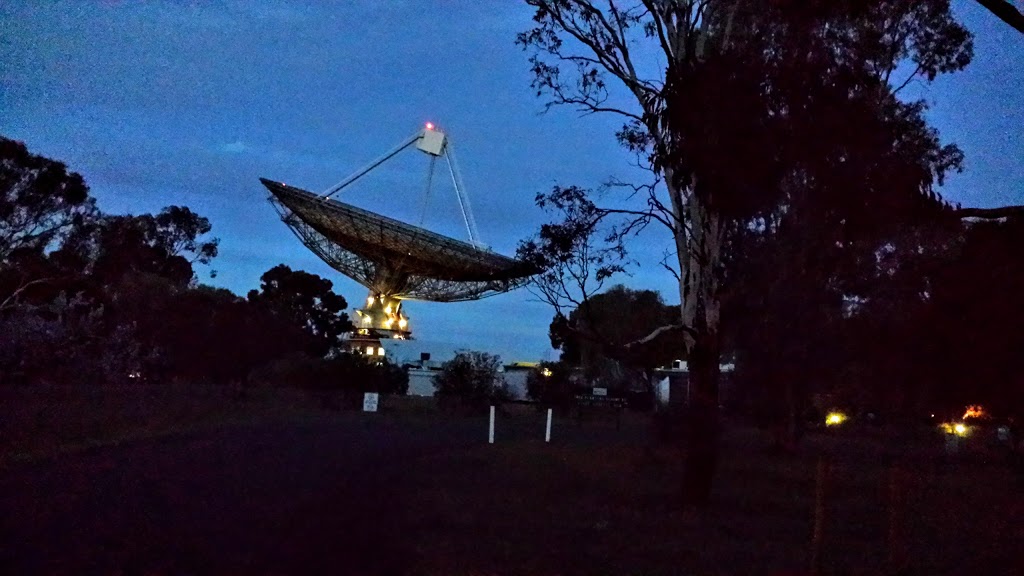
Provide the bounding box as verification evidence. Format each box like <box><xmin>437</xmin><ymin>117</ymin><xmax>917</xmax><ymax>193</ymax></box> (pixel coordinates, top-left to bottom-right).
<box><xmin>261</xmin><ymin>179</ymin><xmax>535</xmax><ymax>302</ymax></box>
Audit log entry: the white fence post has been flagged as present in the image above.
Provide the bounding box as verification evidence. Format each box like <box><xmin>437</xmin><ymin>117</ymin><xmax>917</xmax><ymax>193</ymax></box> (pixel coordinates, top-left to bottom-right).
<box><xmin>545</xmin><ymin>408</ymin><xmax>552</xmax><ymax>442</ymax></box>
<box><xmin>488</xmin><ymin>405</ymin><xmax>495</xmax><ymax>444</ymax></box>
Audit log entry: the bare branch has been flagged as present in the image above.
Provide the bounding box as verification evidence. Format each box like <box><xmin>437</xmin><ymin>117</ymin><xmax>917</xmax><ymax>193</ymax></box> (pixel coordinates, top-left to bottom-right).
<box><xmin>599</xmin><ymin>205</ymin><xmax>674</xmax><ymax>232</ymax></box>
<box><xmin>623</xmin><ymin>322</ymin><xmax>698</xmax><ymax>350</ymax></box>
<box><xmin>892</xmin><ymin>64</ymin><xmax>924</xmax><ymax>95</ymax></box>
<box><xmin>659</xmin><ymin>250</ymin><xmax>681</xmax><ymax>282</ymax></box>
<box><xmin>954</xmin><ymin>205</ymin><xmax>1024</xmax><ymax>219</ymax></box>
<box><xmin>0</xmin><ymin>277</ymin><xmax>53</xmax><ymax>312</ymax></box>
<box><xmin>547</xmin><ymin>4</ymin><xmax>649</xmax><ymax>98</ymax></box>
<box><xmin>640</xmin><ymin>0</ymin><xmax>674</xmax><ymax>59</ymax></box>
<box><xmin>604</xmin><ymin>1</ymin><xmax>645</xmax><ymax>95</ymax></box>
<box><xmin>523</xmin><ymin>0</ymin><xmax>674</xmax><ymax>119</ymax></box>
<box><xmin>976</xmin><ymin>0</ymin><xmax>1024</xmax><ymax>34</ymax></box>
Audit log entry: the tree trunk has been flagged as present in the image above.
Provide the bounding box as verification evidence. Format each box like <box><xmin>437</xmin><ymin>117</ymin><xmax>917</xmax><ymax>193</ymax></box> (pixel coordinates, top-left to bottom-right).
<box><xmin>670</xmin><ymin>179</ymin><xmax>725</xmax><ymax>509</ymax></box>
<box><xmin>781</xmin><ymin>373</ymin><xmax>801</xmax><ymax>452</ymax></box>
<box><xmin>682</xmin><ymin>332</ymin><xmax>721</xmax><ymax>508</ymax></box>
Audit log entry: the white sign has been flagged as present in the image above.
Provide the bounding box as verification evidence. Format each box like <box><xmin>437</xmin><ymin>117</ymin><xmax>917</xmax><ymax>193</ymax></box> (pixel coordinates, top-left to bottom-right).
<box><xmin>593</xmin><ymin>387</ymin><xmax>608</xmax><ymax>396</ymax></box>
<box><xmin>362</xmin><ymin>392</ymin><xmax>379</xmax><ymax>412</ymax></box>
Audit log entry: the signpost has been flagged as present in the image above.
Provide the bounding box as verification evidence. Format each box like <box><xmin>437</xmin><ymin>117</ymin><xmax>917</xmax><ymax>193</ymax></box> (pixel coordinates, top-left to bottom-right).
<box><xmin>362</xmin><ymin>392</ymin><xmax>379</xmax><ymax>412</ymax></box>
<box><xmin>574</xmin><ymin>393</ymin><xmax>627</xmax><ymax>430</ymax></box>
<box><xmin>488</xmin><ymin>405</ymin><xmax>496</xmax><ymax>444</ymax></box>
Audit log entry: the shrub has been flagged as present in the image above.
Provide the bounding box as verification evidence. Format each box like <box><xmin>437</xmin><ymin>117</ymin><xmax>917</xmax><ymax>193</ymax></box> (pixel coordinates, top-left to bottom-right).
<box><xmin>329</xmin><ymin>354</ymin><xmax>409</xmax><ymax>396</ymax></box>
<box><xmin>433</xmin><ymin>351</ymin><xmax>509</xmax><ymax>410</ymax></box>
<box><xmin>252</xmin><ymin>352</ymin><xmax>408</xmax><ymax>409</ymax></box>
<box><xmin>249</xmin><ymin>352</ymin><xmax>325</xmax><ymax>389</ymax></box>
<box><xmin>526</xmin><ymin>361</ymin><xmax>577</xmax><ymax>411</ymax></box>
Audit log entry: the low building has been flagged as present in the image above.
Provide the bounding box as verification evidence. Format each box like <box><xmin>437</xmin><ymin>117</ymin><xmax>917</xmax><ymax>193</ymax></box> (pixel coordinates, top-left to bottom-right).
<box><xmin>652</xmin><ymin>360</ymin><xmax>736</xmax><ymax>407</ymax></box>
<box><xmin>500</xmin><ymin>364</ymin><xmax>532</xmax><ymax>400</ymax></box>
<box><xmin>377</xmin><ymin>339</ymin><xmax>465</xmax><ymax>369</ymax></box>
<box><xmin>374</xmin><ymin>340</ymin><xmax>534</xmax><ymax>399</ymax></box>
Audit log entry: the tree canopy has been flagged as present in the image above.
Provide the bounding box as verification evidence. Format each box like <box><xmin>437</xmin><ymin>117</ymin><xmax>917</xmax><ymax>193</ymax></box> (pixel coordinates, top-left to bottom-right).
<box><xmin>517</xmin><ymin>0</ymin><xmax>1012</xmax><ymax>505</ymax></box>
<box><xmin>0</xmin><ymin>137</ymin><xmax>369</xmax><ymax>392</ymax></box>
<box><xmin>57</xmin><ymin>206</ymin><xmax>219</xmax><ymax>288</ymax></box>
<box><xmin>519</xmin><ymin>0</ymin><xmax>975</xmax><ymax>369</ymax></box>
<box><xmin>247</xmin><ymin>264</ymin><xmax>353</xmax><ymax>357</ymax></box>
<box><xmin>0</xmin><ymin>137</ymin><xmax>95</xmax><ymax>263</ymax></box>
<box><xmin>550</xmin><ymin>284</ymin><xmax>684</xmax><ymax>371</ymax></box>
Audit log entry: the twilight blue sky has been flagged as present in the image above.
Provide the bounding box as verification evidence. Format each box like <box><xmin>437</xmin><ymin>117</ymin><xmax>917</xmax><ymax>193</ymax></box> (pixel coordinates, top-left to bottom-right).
<box><xmin>2</xmin><ymin>1</ymin><xmax>1022</xmax><ymax>361</ymax></box>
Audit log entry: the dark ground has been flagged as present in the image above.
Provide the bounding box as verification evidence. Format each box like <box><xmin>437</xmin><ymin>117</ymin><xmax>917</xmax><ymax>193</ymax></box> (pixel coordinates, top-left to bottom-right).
<box><xmin>2</xmin><ymin>417</ymin><xmax>435</xmax><ymax>574</ymax></box>
<box><xmin>2</xmin><ymin>403</ymin><xmax>1021</xmax><ymax>575</ymax></box>
<box><xmin>0</xmin><ymin>408</ymin><xmax>635</xmax><ymax>575</ymax></box>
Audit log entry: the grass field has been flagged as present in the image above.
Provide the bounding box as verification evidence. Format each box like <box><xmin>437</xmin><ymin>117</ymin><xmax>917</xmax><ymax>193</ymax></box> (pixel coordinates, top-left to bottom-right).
<box><xmin>391</xmin><ymin>408</ymin><xmax>1022</xmax><ymax>575</ymax></box>
<box><xmin>0</xmin><ymin>383</ymin><xmax>327</xmax><ymax>466</ymax></box>
<box><xmin>2</xmin><ymin>387</ymin><xmax>1020</xmax><ymax>574</ymax></box>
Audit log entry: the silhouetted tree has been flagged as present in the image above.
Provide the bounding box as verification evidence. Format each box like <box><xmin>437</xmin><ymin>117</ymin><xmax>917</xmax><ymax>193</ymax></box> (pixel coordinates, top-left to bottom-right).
<box><xmin>551</xmin><ymin>284</ymin><xmax>684</xmax><ymax>368</ymax></box>
<box><xmin>0</xmin><ymin>137</ymin><xmax>97</xmax><ymax>312</ymax></box>
<box><xmin>247</xmin><ymin>264</ymin><xmax>353</xmax><ymax>357</ymax></box>
<box><xmin>58</xmin><ymin>206</ymin><xmax>218</xmax><ymax>288</ymax></box>
<box><xmin>0</xmin><ymin>137</ymin><xmax>96</xmax><ymax>263</ymax></box>
<box><xmin>145</xmin><ymin>285</ymin><xmax>312</xmax><ymax>386</ymax></box>
<box><xmin>0</xmin><ymin>141</ymin><xmax>367</xmax><ymax>389</ymax></box>
<box><xmin>519</xmin><ymin>0</ymin><xmax>977</xmax><ymax>506</ymax></box>
<box><xmin>925</xmin><ymin>219</ymin><xmax>1024</xmax><ymax>416</ymax></box>
<box><xmin>843</xmin><ymin>216</ymin><xmax>1024</xmax><ymax>418</ymax></box>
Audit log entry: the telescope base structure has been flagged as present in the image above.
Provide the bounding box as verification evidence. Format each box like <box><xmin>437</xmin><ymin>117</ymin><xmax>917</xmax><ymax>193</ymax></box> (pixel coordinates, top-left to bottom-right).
<box><xmin>345</xmin><ymin>292</ymin><xmax>414</xmax><ymax>360</ymax></box>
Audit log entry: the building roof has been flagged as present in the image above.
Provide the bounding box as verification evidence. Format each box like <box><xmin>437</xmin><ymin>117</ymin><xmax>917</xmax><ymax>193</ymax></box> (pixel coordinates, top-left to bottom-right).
<box><xmin>377</xmin><ymin>339</ymin><xmax>467</xmax><ymax>367</ymax></box>
<box><xmin>656</xmin><ymin>360</ymin><xmax>736</xmax><ymax>373</ymax></box>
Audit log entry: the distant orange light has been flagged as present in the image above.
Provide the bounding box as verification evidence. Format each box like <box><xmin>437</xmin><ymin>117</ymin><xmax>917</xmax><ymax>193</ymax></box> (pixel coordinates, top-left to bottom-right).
<box><xmin>963</xmin><ymin>405</ymin><xmax>986</xmax><ymax>420</ymax></box>
<box><xmin>425</xmin><ymin>122</ymin><xmax>434</xmax><ymax>130</ymax></box>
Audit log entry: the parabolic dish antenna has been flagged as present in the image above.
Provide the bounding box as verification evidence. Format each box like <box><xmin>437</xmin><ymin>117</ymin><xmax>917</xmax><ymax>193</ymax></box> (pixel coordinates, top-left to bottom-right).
<box><xmin>260</xmin><ymin>124</ymin><xmax>536</xmax><ymax>340</ymax></box>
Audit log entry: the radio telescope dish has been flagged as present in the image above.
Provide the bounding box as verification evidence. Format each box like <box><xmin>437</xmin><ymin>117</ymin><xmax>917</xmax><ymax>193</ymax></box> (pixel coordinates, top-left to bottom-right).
<box><xmin>260</xmin><ymin>125</ymin><xmax>536</xmax><ymax>341</ymax></box>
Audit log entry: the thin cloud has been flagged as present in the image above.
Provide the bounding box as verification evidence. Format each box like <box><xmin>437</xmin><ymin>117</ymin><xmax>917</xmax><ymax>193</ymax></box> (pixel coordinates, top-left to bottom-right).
<box><xmin>219</xmin><ymin>140</ymin><xmax>249</xmax><ymax>154</ymax></box>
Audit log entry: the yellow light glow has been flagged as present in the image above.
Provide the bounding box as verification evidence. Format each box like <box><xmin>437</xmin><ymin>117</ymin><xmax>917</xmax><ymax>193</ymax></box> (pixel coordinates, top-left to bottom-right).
<box><xmin>940</xmin><ymin>422</ymin><xmax>970</xmax><ymax>436</ymax></box>
<box><xmin>377</xmin><ymin>347</ymin><xmax>385</xmax><ymax>356</ymax></box>
<box><xmin>541</xmin><ymin>368</ymin><xmax>552</xmax><ymax>377</ymax></box>
<box><xmin>384</xmin><ymin>305</ymin><xmax>392</xmax><ymax>314</ymax></box>
<box><xmin>398</xmin><ymin>318</ymin><xmax>408</xmax><ymax>329</ymax></box>
<box><xmin>362</xmin><ymin>315</ymin><xmax>371</xmax><ymax>324</ymax></box>
<box><xmin>384</xmin><ymin>318</ymin><xmax>394</xmax><ymax>328</ymax></box>
<box><xmin>367</xmin><ymin>296</ymin><xmax>374</xmax><ymax>307</ymax></box>
<box><xmin>825</xmin><ymin>412</ymin><xmax>846</xmax><ymax>426</ymax></box>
